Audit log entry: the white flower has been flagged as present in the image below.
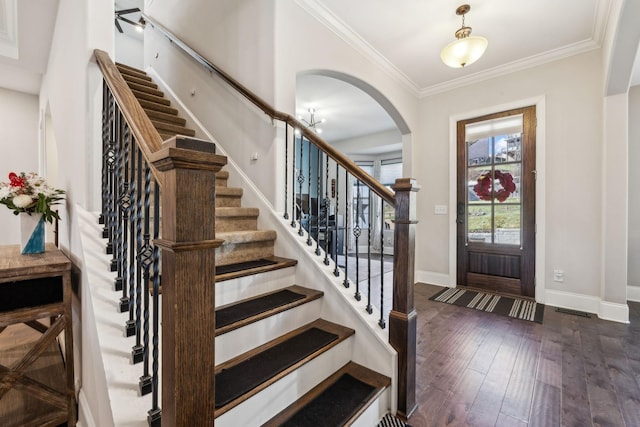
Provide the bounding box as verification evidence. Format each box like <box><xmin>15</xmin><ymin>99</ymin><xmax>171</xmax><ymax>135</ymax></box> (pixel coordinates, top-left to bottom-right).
<box><xmin>0</xmin><ymin>186</ymin><xmax>10</xmax><ymax>200</ymax></box>
<box><xmin>13</xmin><ymin>194</ymin><xmax>34</xmax><ymax>208</ymax></box>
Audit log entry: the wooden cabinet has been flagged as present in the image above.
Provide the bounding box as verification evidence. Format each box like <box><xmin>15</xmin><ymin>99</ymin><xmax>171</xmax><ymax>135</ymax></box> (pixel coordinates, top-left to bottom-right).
<box><xmin>0</xmin><ymin>244</ymin><xmax>76</xmax><ymax>426</ymax></box>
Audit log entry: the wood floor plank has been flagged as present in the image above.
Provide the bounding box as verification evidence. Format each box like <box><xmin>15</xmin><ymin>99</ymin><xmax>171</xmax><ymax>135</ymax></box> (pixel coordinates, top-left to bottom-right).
<box><xmin>433</xmin><ymin>368</ymin><xmax>485</xmax><ymax>427</ymax></box>
<box><xmin>560</xmin><ymin>347</ymin><xmax>591</xmax><ymax>427</ymax></box>
<box><xmin>501</xmin><ymin>336</ymin><xmax>541</xmax><ymax>421</ymax></box>
<box><xmin>528</xmin><ymin>381</ymin><xmax>561</xmax><ymax>427</ymax></box>
<box><xmin>495</xmin><ymin>413</ymin><xmax>528</xmax><ymax>427</ymax></box>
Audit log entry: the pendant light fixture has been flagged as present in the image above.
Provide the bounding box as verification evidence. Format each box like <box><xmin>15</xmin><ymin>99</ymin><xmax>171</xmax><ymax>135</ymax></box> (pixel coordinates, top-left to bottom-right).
<box><xmin>440</xmin><ymin>4</ymin><xmax>488</xmax><ymax>68</ymax></box>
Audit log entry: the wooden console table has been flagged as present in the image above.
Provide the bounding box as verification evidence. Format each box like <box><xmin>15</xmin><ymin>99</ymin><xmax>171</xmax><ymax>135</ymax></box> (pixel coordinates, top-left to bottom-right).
<box><xmin>0</xmin><ymin>244</ymin><xmax>76</xmax><ymax>426</ymax></box>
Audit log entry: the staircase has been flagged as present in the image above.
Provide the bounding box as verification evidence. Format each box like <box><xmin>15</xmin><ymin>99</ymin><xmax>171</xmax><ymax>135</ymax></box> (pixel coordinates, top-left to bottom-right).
<box><xmin>113</xmin><ymin>62</ymin><xmax>392</xmax><ymax>426</ymax></box>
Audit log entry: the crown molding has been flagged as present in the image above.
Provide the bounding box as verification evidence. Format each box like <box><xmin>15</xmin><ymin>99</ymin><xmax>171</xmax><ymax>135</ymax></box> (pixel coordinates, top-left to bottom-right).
<box><xmin>420</xmin><ymin>38</ymin><xmax>601</xmax><ymax>97</ymax></box>
<box><xmin>297</xmin><ymin>0</ymin><xmax>609</xmax><ymax>99</ymax></box>
<box><xmin>295</xmin><ymin>0</ymin><xmax>420</xmax><ymax>96</ymax></box>
<box><xmin>0</xmin><ymin>0</ymin><xmax>18</xmax><ymax>59</ymax></box>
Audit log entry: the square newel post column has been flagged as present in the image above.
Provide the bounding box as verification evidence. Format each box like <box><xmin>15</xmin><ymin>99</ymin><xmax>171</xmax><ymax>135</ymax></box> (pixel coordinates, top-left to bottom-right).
<box><xmin>390</xmin><ymin>178</ymin><xmax>420</xmax><ymax>420</ymax></box>
<box><xmin>150</xmin><ymin>136</ymin><xmax>227</xmax><ymax>426</ymax></box>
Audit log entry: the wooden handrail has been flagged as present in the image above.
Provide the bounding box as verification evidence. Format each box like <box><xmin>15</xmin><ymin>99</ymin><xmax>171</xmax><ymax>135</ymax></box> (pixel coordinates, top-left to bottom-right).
<box><xmin>94</xmin><ymin>49</ymin><xmax>165</xmax><ymax>185</ymax></box>
<box><xmin>142</xmin><ymin>14</ymin><xmax>395</xmax><ymax>206</ymax></box>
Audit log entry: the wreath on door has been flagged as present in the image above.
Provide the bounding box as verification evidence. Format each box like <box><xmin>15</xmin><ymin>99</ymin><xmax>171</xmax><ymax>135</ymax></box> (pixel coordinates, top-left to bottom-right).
<box><xmin>473</xmin><ymin>170</ymin><xmax>516</xmax><ymax>202</ymax></box>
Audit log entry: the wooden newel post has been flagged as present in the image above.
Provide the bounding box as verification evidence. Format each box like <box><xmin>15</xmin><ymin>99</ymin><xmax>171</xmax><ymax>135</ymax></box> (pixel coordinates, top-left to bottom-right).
<box><xmin>150</xmin><ymin>136</ymin><xmax>227</xmax><ymax>426</ymax></box>
<box><xmin>390</xmin><ymin>177</ymin><xmax>420</xmax><ymax>420</ymax></box>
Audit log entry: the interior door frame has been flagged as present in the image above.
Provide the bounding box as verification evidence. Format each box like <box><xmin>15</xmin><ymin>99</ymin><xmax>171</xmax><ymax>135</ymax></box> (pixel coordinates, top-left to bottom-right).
<box><xmin>447</xmin><ymin>96</ymin><xmax>547</xmax><ymax>303</ymax></box>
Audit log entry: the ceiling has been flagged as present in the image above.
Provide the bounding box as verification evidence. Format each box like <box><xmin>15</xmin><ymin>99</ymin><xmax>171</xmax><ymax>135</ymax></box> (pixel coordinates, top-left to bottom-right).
<box><xmin>296</xmin><ymin>0</ymin><xmax>640</xmax><ymax>149</ymax></box>
<box><xmin>0</xmin><ymin>0</ymin><xmax>58</xmax><ymax>94</ymax></box>
<box><xmin>1</xmin><ymin>0</ymin><xmax>638</xmax><ymax>151</ymax></box>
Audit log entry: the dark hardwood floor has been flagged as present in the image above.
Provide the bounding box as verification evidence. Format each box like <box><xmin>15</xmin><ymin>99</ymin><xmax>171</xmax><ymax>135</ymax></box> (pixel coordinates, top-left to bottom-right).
<box><xmin>409</xmin><ymin>283</ymin><xmax>640</xmax><ymax>427</ymax></box>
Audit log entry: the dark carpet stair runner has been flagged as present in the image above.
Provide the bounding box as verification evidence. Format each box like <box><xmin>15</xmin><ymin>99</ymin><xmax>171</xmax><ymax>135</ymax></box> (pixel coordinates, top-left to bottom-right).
<box><xmin>262</xmin><ymin>362</ymin><xmax>391</xmax><ymax>427</ymax></box>
<box><xmin>214</xmin><ymin>319</ymin><xmax>355</xmax><ymax>417</ymax></box>
<box><xmin>215</xmin><ymin>285</ymin><xmax>322</xmax><ymax>335</ymax></box>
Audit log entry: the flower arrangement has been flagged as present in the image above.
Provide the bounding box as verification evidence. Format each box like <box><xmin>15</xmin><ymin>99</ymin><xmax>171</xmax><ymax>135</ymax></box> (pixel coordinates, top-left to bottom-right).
<box><xmin>0</xmin><ymin>172</ymin><xmax>65</xmax><ymax>224</ymax></box>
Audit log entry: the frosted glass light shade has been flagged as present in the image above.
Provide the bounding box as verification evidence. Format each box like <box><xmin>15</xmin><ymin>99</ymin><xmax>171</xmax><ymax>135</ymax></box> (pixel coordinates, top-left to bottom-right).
<box><xmin>440</xmin><ymin>36</ymin><xmax>488</xmax><ymax>68</ymax></box>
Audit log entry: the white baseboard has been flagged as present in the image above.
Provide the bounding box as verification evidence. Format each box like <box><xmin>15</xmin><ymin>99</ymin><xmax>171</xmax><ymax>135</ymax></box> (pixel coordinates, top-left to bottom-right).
<box><xmin>545</xmin><ymin>289</ymin><xmax>629</xmax><ymax>323</ymax></box>
<box><xmin>599</xmin><ymin>300</ymin><xmax>630</xmax><ymax>324</ymax></box>
<box><xmin>77</xmin><ymin>389</ymin><xmax>96</xmax><ymax>427</ymax></box>
<box><xmin>415</xmin><ymin>270</ymin><xmax>451</xmax><ymax>287</ymax></box>
<box><xmin>628</xmin><ymin>285</ymin><xmax>640</xmax><ymax>302</ymax></box>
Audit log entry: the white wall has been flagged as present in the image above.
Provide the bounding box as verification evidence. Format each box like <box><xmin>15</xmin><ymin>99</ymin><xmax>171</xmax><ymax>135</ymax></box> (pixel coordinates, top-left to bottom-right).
<box><xmin>115</xmin><ymin>32</ymin><xmax>144</xmax><ymax>70</ymax></box>
<box><xmin>629</xmin><ymin>86</ymin><xmax>640</xmax><ymax>289</ymax></box>
<box><xmin>38</xmin><ymin>0</ymin><xmax>115</xmax><ymax>425</ymax></box>
<box><xmin>0</xmin><ymin>88</ymin><xmax>39</xmax><ymax>245</ymax></box>
<box><xmin>417</xmin><ymin>50</ymin><xmax>604</xmax><ymax>301</ymax></box>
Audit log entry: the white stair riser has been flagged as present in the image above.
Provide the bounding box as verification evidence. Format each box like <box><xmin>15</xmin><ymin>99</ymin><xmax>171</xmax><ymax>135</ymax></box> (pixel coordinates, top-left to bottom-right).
<box><xmin>215</xmin><ymin>299</ymin><xmax>323</xmax><ymax>364</ymax></box>
<box><xmin>215</xmin><ymin>269</ymin><xmax>298</xmax><ymax>305</ymax></box>
<box><xmin>215</xmin><ymin>338</ymin><xmax>354</xmax><ymax>427</ymax></box>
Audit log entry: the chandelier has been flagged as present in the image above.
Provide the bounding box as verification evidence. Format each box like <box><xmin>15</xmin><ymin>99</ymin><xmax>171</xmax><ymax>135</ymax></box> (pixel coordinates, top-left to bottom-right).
<box><xmin>299</xmin><ymin>108</ymin><xmax>326</xmax><ymax>134</ymax></box>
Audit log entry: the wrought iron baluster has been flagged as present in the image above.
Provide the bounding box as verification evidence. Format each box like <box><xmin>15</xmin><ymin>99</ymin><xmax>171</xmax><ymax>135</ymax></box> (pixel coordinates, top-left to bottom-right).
<box><xmin>148</xmin><ymin>181</ymin><xmax>161</xmax><ymax>426</ymax></box>
<box><xmin>105</xmin><ymin>95</ymin><xmax>117</xmax><ymax>256</ymax></box>
<box><xmin>306</xmin><ymin>140</ymin><xmax>313</xmax><ymax>246</ymax></box>
<box><xmin>315</xmin><ymin>146</ymin><xmax>322</xmax><ymax>255</ymax></box>
<box><xmin>379</xmin><ymin>199</ymin><xmax>386</xmax><ymax>329</ymax></box>
<box><xmin>284</xmin><ymin>125</ymin><xmax>289</xmax><ymax>220</ymax></box>
<box><xmin>323</xmin><ymin>153</ymin><xmax>330</xmax><ymax>265</ymax></box>
<box><xmin>343</xmin><ymin>169</ymin><xmax>350</xmax><ymax>288</ymax></box>
<box><xmin>291</xmin><ymin>126</ymin><xmax>297</xmax><ymax>228</ymax></box>
<box><xmin>114</xmin><ymin>112</ymin><xmax>125</xmax><ymax>292</ymax></box>
<box><xmin>126</xmin><ymin>144</ymin><xmax>140</xmax><ymax>339</ymax></box>
<box><xmin>366</xmin><ymin>190</ymin><xmax>372</xmax><ymax>314</ymax></box>
<box><xmin>139</xmin><ymin>149</ymin><xmax>152</xmax><ymax>394</ymax></box>
<box><xmin>133</xmin><ymin>163</ymin><xmax>152</xmax><ymax>363</ymax></box>
<box><xmin>333</xmin><ymin>162</ymin><xmax>340</xmax><ymax>277</ymax></box>
<box><xmin>139</xmin><ymin>154</ymin><xmax>157</xmax><ymax>396</ymax></box>
<box><xmin>100</xmin><ymin>81</ymin><xmax>109</xmax><ymax>227</ymax></box>
<box><xmin>297</xmin><ymin>136</ymin><xmax>305</xmax><ymax>236</ymax></box>
<box><xmin>119</xmin><ymin>124</ymin><xmax>132</xmax><ymax>317</ymax></box>
<box><xmin>354</xmin><ymin>179</ymin><xmax>361</xmax><ymax>301</ymax></box>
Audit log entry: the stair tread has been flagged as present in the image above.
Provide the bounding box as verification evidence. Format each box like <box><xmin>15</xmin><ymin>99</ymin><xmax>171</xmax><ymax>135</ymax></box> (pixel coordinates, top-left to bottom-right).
<box><xmin>116</xmin><ymin>62</ymin><xmax>147</xmax><ymax>75</ymax></box>
<box><xmin>121</xmin><ymin>73</ymin><xmax>158</xmax><ymax>89</ymax></box>
<box><xmin>214</xmin><ymin>319</ymin><xmax>355</xmax><ymax>417</ymax></box>
<box><xmin>132</xmin><ymin>89</ymin><xmax>171</xmax><ymax>105</ymax></box>
<box><xmin>126</xmin><ymin>81</ymin><xmax>164</xmax><ymax>97</ymax></box>
<box><xmin>215</xmin><ymin>256</ymin><xmax>297</xmax><ymax>282</ymax></box>
<box><xmin>138</xmin><ymin>99</ymin><xmax>179</xmax><ymax>115</ymax></box>
<box><xmin>215</xmin><ymin>284</ymin><xmax>320</xmax><ymax>336</ymax></box>
<box><xmin>143</xmin><ymin>109</ymin><xmax>185</xmax><ymax>125</ymax></box>
<box><xmin>262</xmin><ymin>361</ymin><xmax>390</xmax><ymax>427</ymax></box>
<box><xmin>150</xmin><ymin>120</ymin><xmax>196</xmax><ymax>136</ymax></box>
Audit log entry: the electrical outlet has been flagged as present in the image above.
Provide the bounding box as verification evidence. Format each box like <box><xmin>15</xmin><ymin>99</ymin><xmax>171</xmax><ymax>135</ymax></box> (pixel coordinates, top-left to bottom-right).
<box><xmin>553</xmin><ymin>269</ymin><xmax>564</xmax><ymax>282</ymax></box>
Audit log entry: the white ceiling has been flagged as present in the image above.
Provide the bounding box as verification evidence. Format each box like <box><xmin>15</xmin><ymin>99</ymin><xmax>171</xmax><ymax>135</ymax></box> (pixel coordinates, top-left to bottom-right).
<box><xmin>295</xmin><ymin>0</ymin><xmax>640</xmax><ymax>150</ymax></box>
<box><xmin>1</xmin><ymin>0</ymin><xmax>638</xmax><ymax>151</ymax></box>
<box><xmin>0</xmin><ymin>0</ymin><xmax>58</xmax><ymax>94</ymax></box>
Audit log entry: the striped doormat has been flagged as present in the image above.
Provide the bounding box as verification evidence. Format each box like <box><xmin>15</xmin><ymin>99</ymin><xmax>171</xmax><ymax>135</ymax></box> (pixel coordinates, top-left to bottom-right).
<box><xmin>378</xmin><ymin>413</ymin><xmax>412</xmax><ymax>427</ymax></box>
<box><xmin>429</xmin><ymin>287</ymin><xmax>544</xmax><ymax>324</ymax></box>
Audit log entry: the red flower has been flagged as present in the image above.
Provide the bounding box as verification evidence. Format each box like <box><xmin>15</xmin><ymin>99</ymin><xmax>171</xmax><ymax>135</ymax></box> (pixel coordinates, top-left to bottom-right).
<box><xmin>8</xmin><ymin>172</ymin><xmax>24</xmax><ymax>188</ymax></box>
